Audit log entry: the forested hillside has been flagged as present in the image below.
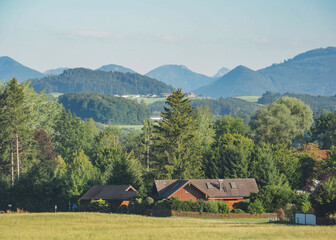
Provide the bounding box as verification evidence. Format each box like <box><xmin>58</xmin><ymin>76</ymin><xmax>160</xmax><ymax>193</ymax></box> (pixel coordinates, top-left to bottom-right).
<box><xmin>148</xmin><ymin>96</ymin><xmax>260</xmax><ymax>120</ymax></box>
<box><xmin>258</xmin><ymin>91</ymin><xmax>336</xmax><ymax>113</ymax></box>
<box><xmin>59</xmin><ymin>92</ymin><xmax>150</xmax><ymax>124</ymax></box>
<box><xmin>29</xmin><ymin>68</ymin><xmax>174</xmax><ymax>95</ymax></box>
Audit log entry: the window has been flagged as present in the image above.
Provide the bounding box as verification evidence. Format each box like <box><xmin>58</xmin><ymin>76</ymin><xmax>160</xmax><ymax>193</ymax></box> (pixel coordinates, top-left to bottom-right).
<box><xmin>230</xmin><ymin>182</ymin><xmax>237</xmax><ymax>189</ymax></box>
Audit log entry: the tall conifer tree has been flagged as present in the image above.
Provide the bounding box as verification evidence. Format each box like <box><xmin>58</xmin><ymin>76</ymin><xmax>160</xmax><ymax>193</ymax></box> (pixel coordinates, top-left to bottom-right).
<box><xmin>152</xmin><ymin>89</ymin><xmax>202</xmax><ymax>179</ymax></box>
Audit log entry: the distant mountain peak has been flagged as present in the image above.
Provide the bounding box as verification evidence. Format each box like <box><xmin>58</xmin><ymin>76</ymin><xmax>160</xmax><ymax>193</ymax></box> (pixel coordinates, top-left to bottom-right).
<box><xmin>0</xmin><ymin>56</ymin><xmax>44</xmax><ymax>82</ymax></box>
<box><xmin>44</xmin><ymin>67</ymin><xmax>69</xmax><ymax>76</ymax></box>
<box><xmin>213</xmin><ymin>67</ymin><xmax>230</xmax><ymax>78</ymax></box>
<box><xmin>97</xmin><ymin>64</ymin><xmax>135</xmax><ymax>73</ymax></box>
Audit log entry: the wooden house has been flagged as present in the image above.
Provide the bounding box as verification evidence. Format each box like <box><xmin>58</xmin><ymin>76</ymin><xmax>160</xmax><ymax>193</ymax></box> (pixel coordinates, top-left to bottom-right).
<box><xmin>154</xmin><ymin>179</ymin><xmax>259</xmax><ymax>210</ymax></box>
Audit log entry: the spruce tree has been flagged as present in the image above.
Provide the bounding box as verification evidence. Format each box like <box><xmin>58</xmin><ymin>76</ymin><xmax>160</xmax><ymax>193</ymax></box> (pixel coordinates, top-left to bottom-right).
<box><xmin>152</xmin><ymin>89</ymin><xmax>202</xmax><ymax>179</ymax></box>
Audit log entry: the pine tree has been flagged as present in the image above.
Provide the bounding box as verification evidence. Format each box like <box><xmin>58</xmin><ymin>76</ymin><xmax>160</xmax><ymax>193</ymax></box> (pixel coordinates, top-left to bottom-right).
<box><xmin>0</xmin><ymin>78</ymin><xmax>31</xmax><ymax>184</ymax></box>
<box><xmin>152</xmin><ymin>89</ymin><xmax>202</xmax><ymax>179</ymax></box>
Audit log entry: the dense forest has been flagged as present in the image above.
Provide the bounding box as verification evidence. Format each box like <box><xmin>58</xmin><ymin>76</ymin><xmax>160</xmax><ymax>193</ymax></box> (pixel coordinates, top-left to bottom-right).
<box><xmin>29</xmin><ymin>68</ymin><xmax>174</xmax><ymax>95</ymax></box>
<box><xmin>59</xmin><ymin>92</ymin><xmax>150</xmax><ymax>125</ymax></box>
<box><xmin>0</xmin><ymin>80</ymin><xmax>335</xmax><ymax>219</ymax></box>
<box><xmin>149</xmin><ymin>96</ymin><xmax>259</xmax><ymax>121</ymax></box>
<box><xmin>258</xmin><ymin>91</ymin><xmax>336</xmax><ymax>113</ymax></box>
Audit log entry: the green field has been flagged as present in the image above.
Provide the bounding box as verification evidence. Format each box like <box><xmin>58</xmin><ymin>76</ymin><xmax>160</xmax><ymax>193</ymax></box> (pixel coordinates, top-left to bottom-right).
<box><xmin>1</xmin><ymin>213</ymin><xmax>335</xmax><ymax>240</ymax></box>
<box><xmin>235</xmin><ymin>96</ymin><xmax>261</xmax><ymax>103</ymax></box>
<box><xmin>48</xmin><ymin>92</ymin><xmax>64</xmax><ymax>98</ymax></box>
<box><xmin>115</xmin><ymin>125</ymin><xmax>143</xmax><ymax>130</ymax></box>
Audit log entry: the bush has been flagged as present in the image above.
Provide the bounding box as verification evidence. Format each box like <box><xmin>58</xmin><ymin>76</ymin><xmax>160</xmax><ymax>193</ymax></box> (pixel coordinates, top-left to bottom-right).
<box><xmin>194</xmin><ymin>199</ymin><xmax>205</xmax><ymax>213</ymax></box>
<box><xmin>170</xmin><ymin>197</ymin><xmax>193</xmax><ymax>212</ymax></box>
<box><xmin>217</xmin><ymin>201</ymin><xmax>230</xmax><ymax>213</ymax></box>
<box><xmin>231</xmin><ymin>208</ymin><xmax>244</xmax><ymax>213</ymax></box>
<box><xmin>205</xmin><ymin>200</ymin><xmax>219</xmax><ymax>213</ymax></box>
<box><xmin>233</xmin><ymin>200</ymin><xmax>249</xmax><ymax>212</ymax></box>
<box><xmin>248</xmin><ymin>199</ymin><xmax>264</xmax><ymax>214</ymax></box>
<box><xmin>144</xmin><ymin>197</ymin><xmax>154</xmax><ymax>207</ymax></box>
<box><xmin>153</xmin><ymin>199</ymin><xmax>171</xmax><ymax>210</ymax></box>
<box><xmin>129</xmin><ymin>198</ymin><xmax>146</xmax><ymax>215</ymax></box>
<box><xmin>87</xmin><ymin>199</ymin><xmax>109</xmax><ymax>212</ymax></box>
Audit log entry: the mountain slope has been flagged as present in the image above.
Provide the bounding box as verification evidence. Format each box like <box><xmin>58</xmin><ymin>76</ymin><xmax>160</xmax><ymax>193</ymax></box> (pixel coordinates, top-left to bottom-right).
<box><xmin>258</xmin><ymin>47</ymin><xmax>336</xmax><ymax>95</ymax></box>
<box><xmin>29</xmin><ymin>68</ymin><xmax>174</xmax><ymax>95</ymax></box>
<box><xmin>44</xmin><ymin>67</ymin><xmax>69</xmax><ymax>76</ymax></box>
<box><xmin>195</xmin><ymin>66</ymin><xmax>275</xmax><ymax>98</ymax></box>
<box><xmin>97</xmin><ymin>64</ymin><xmax>136</xmax><ymax>73</ymax></box>
<box><xmin>0</xmin><ymin>56</ymin><xmax>44</xmax><ymax>82</ymax></box>
<box><xmin>145</xmin><ymin>65</ymin><xmax>214</xmax><ymax>92</ymax></box>
<box><xmin>196</xmin><ymin>47</ymin><xmax>336</xmax><ymax>98</ymax></box>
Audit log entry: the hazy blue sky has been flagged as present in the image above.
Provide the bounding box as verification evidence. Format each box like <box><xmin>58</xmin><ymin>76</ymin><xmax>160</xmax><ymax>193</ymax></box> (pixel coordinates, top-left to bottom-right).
<box><xmin>1</xmin><ymin>0</ymin><xmax>335</xmax><ymax>75</ymax></box>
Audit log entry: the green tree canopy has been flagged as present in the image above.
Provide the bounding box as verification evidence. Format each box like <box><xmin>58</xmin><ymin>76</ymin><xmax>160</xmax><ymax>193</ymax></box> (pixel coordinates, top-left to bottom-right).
<box><xmin>251</xmin><ymin>96</ymin><xmax>313</xmax><ymax>145</ymax></box>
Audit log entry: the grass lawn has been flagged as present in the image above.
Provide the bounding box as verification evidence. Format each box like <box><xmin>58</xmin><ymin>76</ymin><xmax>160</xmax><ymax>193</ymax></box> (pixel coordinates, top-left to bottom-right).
<box><xmin>1</xmin><ymin>213</ymin><xmax>335</xmax><ymax>240</ymax></box>
<box><xmin>235</xmin><ymin>96</ymin><xmax>261</xmax><ymax>103</ymax></box>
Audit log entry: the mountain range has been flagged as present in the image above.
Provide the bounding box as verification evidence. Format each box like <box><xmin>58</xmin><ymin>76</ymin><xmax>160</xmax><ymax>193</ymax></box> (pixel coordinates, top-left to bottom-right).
<box><xmin>196</xmin><ymin>47</ymin><xmax>336</xmax><ymax>97</ymax></box>
<box><xmin>1</xmin><ymin>46</ymin><xmax>335</xmax><ymax>97</ymax></box>
<box><xmin>145</xmin><ymin>65</ymin><xmax>216</xmax><ymax>92</ymax></box>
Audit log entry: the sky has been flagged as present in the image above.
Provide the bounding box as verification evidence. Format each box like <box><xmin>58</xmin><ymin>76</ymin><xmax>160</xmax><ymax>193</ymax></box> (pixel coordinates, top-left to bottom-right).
<box><xmin>1</xmin><ymin>0</ymin><xmax>336</xmax><ymax>76</ymax></box>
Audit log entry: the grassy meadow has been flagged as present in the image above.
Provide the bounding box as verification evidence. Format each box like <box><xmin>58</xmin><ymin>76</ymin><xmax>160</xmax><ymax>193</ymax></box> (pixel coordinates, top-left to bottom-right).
<box><xmin>235</xmin><ymin>96</ymin><xmax>261</xmax><ymax>103</ymax></box>
<box><xmin>1</xmin><ymin>213</ymin><xmax>335</xmax><ymax>240</ymax></box>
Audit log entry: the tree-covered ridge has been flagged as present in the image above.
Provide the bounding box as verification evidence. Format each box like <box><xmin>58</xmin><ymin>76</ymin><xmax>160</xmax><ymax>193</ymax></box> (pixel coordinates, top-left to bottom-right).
<box><xmin>58</xmin><ymin>92</ymin><xmax>150</xmax><ymax>125</ymax></box>
<box><xmin>149</xmin><ymin>96</ymin><xmax>260</xmax><ymax>120</ymax></box>
<box><xmin>29</xmin><ymin>68</ymin><xmax>174</xmax><ymax>95</ymax></box>
<box><xmin>258</xmin><ymin>91</ymin><xmax>336</xmax><ymax>113</ymax></box>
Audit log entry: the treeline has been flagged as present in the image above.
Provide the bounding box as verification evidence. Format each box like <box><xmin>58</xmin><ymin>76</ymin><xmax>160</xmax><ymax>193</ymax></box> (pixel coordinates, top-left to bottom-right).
<box><xmin>29</xmin><ymin>68</ymin><xmax>174</xmax><ymax>95</ymax></box>
<box><xmin>59</xmin><ymin>92</ymin><xmax>150</xmax><ymax>125</ymax></box>
<box><xmin>258</xmin><ymin>91</ymin><xmax>336</xmax><ymax>113</ymax></box>
<box><xmin>0</xmin><ymin>82</ymin><xmax>335</xmax><ymax>218</ymax></box>
<box><xmin>149</xmin><ymin>97</ymin><xmax>259</xmax><ymax>120</ymax></box>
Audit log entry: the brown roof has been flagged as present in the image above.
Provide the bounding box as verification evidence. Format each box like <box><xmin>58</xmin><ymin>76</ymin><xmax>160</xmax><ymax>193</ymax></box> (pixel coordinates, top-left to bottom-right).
<box><xmin>155</xmin><ymin>179</ymin><xmax>259</xmax><ymax>199</ymax></box>
<box><xmin>80</xmin><ymin>185</ymin><xmax>137</xmax><ymax>201</ymax></box>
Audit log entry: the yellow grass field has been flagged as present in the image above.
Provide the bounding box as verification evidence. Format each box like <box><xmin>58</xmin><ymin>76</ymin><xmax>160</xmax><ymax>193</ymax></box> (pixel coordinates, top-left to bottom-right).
<box><xmin>1</xmin><ymin>213</ymin><xmax>335</xmax><ymax>240</ymax></box>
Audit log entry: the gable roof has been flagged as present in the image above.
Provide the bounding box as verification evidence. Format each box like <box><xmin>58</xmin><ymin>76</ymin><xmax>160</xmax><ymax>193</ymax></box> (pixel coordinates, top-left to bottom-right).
<box><xmin>80</xmin><ymin>185</ymin><xmax>137</xmax><ymax>201</ymax></box>
<box><xmin>154</xmin><ymin>179</ymin><xmax>259</xmax><ymax>199</ymax></box>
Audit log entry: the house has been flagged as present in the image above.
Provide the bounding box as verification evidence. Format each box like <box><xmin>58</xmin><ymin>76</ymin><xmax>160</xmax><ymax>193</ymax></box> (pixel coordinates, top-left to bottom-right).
<box><xmin>79</xmin><ymin>185</ymin><xmax>137</xmax><ymax>208</ymax></box>
<box><xmin>154</xmin><ymin>179</ymin><xmax>259</xmax><ymax>210</ymax></box>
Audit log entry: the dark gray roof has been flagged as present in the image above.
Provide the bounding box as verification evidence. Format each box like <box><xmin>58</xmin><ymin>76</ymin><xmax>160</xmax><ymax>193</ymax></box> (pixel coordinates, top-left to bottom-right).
<box><xmin>80</xmin><ymin>185</ymin><xmax>137</xmax><ymax>201</ymax></box>
<box><xmin>154</xmin><ymin>179</ymin><xmax>259</xmax><ymax>199</ymax></box>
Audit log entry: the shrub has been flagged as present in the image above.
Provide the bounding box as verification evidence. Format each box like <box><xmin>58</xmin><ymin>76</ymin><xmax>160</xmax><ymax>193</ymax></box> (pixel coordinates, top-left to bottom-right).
<box><xmin>129</xmin><ymin>198</ymin><xmax>146</xmax><ymax>215</ymax></box>
<box><xmin>205</xmin><ymin>200</ymin><xmax>219</xmax><ymax>213</ymax></box>
<box><xmin>194</xmin><ymin>199</ymin><xmax>205</xmax><ymax>213</ymax></box>
<box><xmin>170</xmin><ymin>197</ymin><xmax>193</xmax><ymax>212</ymax></box>
<box><xmin>217</xmin><ymin>201</ymin><xmax>230</xmax><ymax>213</ymax></box>
<box><xmin>144</xmin><ymin>197</ymin><xmax>154</xmax><ymax>207</ymax></box>
<box><xmin>248</xmin><ymin>199</ymin><xmax>264</xmax><ymax>214</ymax></box>
<box><xmin>87</xmin><ymin>199</ymin><xmax>109</xmax><ymax>212</ymax></box>
<box><xmin>153</xmin><ymin>199</ymin><xmax>171</xmax><ymax>210</ymax></box>
<box><xmin>231</xmin><ymin>208</ymin><xmax>244</xmax><ymax>213</ymax></box>
<box><xmin>233</xmin><ymin>200</ymin><xmax>249</xmax><ymax>212</ymax></box>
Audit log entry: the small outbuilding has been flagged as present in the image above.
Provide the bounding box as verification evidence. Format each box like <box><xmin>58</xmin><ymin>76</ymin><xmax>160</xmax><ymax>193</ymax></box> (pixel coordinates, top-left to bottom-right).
<box><xmin>80</xmin><ymin>185</ymin><xmax>137</xmax><ymax>208</ymax></box>
<box><xmin>154</xmin><ymin>179</ymin><xmax>259</xmax><ymax>210</ymax></box>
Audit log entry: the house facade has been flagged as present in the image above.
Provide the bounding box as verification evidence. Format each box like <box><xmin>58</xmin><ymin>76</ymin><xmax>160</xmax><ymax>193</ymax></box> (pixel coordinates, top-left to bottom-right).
<box><xmin>80</xmin><ymin>185</ymin><xmax>137</xmax><ymax>208</ymax></box>
<box><xmin>154</xmin><ymin>179</ymin><xmax>259</xmax><ymax>210</ymax></box>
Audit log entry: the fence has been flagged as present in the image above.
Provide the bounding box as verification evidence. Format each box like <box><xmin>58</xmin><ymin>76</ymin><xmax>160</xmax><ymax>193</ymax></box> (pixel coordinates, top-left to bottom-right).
<box><xmin>295</xmin><ymin>213</ymin><xmax>316</xmax><ymax>225</ymax></box>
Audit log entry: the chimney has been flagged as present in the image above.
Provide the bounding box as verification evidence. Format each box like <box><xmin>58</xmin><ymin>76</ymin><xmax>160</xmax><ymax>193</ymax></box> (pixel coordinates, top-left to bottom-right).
<box><xmin>218</xmin><ymin>179</ymin><xmax>223</xmax><ymax>191</ymax></box>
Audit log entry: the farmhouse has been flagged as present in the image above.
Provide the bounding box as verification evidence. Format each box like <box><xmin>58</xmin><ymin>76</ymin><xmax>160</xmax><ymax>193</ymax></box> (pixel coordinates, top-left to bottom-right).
<box><xmin>79</xmin><ymin>185</ymin><xmax>137</xmax><ymax>208</ymax></box>
<box><xmin>154</xmin><ymin>179</ymin><xmax>259</xmax><ymax>210</ymax></box>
